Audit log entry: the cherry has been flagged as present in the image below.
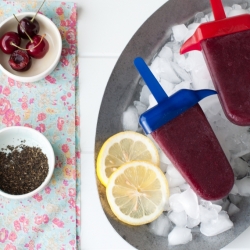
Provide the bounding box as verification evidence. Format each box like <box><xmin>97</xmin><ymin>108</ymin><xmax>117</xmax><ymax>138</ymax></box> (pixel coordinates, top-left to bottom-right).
<box><xmin>17</xmin><ymin>16</ymin><xmax>40</xmax><ymax>39</ymax></box>
<box><xmin>0</xmin><ymin>32</ymin><xmax>21</xmax><ymax>54</ymax></box>
<box><xmin>9</xmin><ymin>50</ymin><xmax>32</xmax><ymax>72</ymax></box>
<box><xmin>26</xmin><ymin>35</ymin><xmax>49</xmax><ymax>59</ymax></box>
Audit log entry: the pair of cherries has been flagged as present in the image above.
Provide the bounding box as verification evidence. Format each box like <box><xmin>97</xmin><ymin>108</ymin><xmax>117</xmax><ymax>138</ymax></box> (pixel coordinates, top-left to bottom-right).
<box><xmin>0</xmin><ymin>16</ymin><xmax>49</xmax><ymax>72</ymax></box>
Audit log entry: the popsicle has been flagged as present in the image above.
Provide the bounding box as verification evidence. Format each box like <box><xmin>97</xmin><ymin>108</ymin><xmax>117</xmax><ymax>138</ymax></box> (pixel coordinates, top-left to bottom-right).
<box><xmin>180</xmin><ymin>0</ymin><xmax>250</xmax><ymax>126</ymax></box>
<box><xmin>134</xmin><ymin>57</ymin><xmax>234</xmax><ymax>201</ymax></box>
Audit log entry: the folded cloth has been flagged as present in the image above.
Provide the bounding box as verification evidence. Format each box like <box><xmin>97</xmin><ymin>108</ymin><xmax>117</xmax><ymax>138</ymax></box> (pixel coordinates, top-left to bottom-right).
<box><xmin>0</xmin><ymin>1</ymin><xmax>80</xmax><ymax>249</ymax></box>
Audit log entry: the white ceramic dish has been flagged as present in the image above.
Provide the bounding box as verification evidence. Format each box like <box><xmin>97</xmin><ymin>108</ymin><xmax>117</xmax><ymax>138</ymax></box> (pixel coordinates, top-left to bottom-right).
<box><xmin>0</xmin><ymin>12</ymin><xmax>62</xmax><ymax>82</ymax></box>
<box><xmin>0</xmin><ymin>126</ymin><xmax>55</xmax><ymax>199</ymax></box>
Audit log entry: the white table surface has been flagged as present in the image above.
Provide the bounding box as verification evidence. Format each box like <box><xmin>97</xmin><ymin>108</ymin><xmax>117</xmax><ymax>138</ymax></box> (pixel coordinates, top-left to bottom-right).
<box><xmin>61</xmin><ymin>0</ymin><xmax>250</xmax><ymax>249</ymax></box>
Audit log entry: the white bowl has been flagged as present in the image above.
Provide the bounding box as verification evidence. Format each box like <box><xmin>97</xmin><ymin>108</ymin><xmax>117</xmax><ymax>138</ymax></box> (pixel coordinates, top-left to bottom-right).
<box><xmin>0</xmin><ymin>126</ymin><xmax>55</xmax><ymax>199</ymax></box>
<box><xmin>0</xmin><ymin>12</ymin><xmax>62</xmax><ymax>82</ymax></box>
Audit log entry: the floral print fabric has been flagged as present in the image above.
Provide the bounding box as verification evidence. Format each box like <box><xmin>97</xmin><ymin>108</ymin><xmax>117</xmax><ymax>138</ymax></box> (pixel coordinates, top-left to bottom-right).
<box><xmin>0</xmin><ymin>1</ymin><xmax>80</xmax><ymax>250</ymax></box>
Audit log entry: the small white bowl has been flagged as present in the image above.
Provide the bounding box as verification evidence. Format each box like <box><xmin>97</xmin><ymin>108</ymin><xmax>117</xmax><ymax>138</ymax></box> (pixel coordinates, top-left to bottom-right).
<box><xmin>0</xmin><ymin>126</ymin><xmax>55</xmax><ymax>199</ymax></box>
<box><xmin>0</xmin><ymin>12</ymin><xmax>62</xmax><ymax>82</ymax></box>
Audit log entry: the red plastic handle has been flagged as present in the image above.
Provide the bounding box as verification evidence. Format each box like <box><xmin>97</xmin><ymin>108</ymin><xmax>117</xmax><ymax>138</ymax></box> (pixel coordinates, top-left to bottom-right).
<box><xmin>210</xmin><ymin>0</ymin><xmax>226</xmax><ymax>20</ymax></box>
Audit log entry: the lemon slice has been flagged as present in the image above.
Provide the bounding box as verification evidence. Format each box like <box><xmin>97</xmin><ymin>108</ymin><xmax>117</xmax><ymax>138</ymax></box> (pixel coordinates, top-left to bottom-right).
<box><xmin>106</xmin><ymin>161</ymin><xmax>169</xmax><ymax>225</ymax></box>
<box><xmin>96</xmin><ymin>131</ymin><xmax>160</xmax><ymax>187</ymax></box>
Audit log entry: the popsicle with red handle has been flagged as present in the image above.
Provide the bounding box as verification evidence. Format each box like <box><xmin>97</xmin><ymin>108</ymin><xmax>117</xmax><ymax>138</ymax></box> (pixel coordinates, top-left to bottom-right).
<box><xmin>134</xmin><ymin>57</ymin><xmax>234</xmax><ymax>200</ymax></box>
<box><xmin>180</xmin><ymin>0</ymin><xmax>250</xmax><ymax>126</ymax></box>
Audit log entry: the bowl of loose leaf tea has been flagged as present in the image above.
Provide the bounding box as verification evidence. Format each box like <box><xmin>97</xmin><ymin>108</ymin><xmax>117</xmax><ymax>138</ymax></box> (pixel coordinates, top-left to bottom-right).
<box><xmin>0</xmin><ymin>126</ymin><xmax>55</xmax><ymax>199</ymax></box>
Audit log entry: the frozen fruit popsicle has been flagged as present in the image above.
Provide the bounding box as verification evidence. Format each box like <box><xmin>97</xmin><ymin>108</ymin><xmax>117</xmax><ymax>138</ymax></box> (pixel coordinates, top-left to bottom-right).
<box><xmin>180</xmin><ymin>0</ymin><xmax>250</xmax><ymax>126</ymax></box>
<box><xmin>134</xmin><ymin>57</ymin><xmax>234</xmax><ymax>200</ymax></box>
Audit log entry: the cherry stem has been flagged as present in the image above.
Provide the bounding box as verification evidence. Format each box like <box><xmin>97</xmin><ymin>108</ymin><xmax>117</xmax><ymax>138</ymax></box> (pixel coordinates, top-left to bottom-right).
<box><xmin>31</xmin><ymin>0</ymin><xmax>46</xmax><ymax>22</ymax></box>
<box><xmin>13</xmin><ymin>14</ymin><xmax>33</xmax><ymax>43</ymax></box>
<box><xmin>10</xmin><ymin>34</ymin><xmax>46</xmax><ymax>51</ymax></box>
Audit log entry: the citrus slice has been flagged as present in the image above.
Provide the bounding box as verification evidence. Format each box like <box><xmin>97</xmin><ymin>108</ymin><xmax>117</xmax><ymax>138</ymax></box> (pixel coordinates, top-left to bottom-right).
<box><xmin>96</xmin><ymin>131</ymin><xmax>160</xmax><ymax>187</ymax></box>
<box><xmin>106</xmin><ymin>161</ymin><xmax>169</xmax><ymax>225</ymax></box>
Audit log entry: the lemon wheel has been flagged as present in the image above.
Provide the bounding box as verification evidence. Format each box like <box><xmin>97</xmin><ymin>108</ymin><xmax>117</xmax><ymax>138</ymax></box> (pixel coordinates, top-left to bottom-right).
<box><xmin>96</xmin><ymin>131</ymin><xmax>160</xmax><ymax>187</ymax></box>
<box><xmin>106</xmin><ymin>161</ymin><xmax>169</xmax><ymax>225</ymax></box>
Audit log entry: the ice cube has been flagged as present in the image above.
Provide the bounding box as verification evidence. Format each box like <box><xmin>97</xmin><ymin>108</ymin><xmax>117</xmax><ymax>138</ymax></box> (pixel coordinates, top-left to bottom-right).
<box><xmin>229</xmin><ymin>184</ymin><xmax>238</xmax><ymax>195</ymax></box>
<box><xmin>166</xmin><ymin>165</ymin><xmax>186</xmax><ymax>188</ymax></box>
<box><xmin>224</xmin><ymin>6</ymin><xmax>233</xmax><ymax>16</ymax></box>
<box><xmin>178</xmin><ymin>188</ymin><xmax>199</xmax><ymax>219</ymax></box>
<box><xmin>169</xmin><ymin>187</ymin><xmax>181</xmax><ymax>195</ymax></box>
<box><xmin>172</xmin><ymin>24</ymin><xmax>189</xmax><ymax>42</ymax></box>
<box><xmin>228</xmin><ymin>9</ymin><xmax>248</xmax><ymax>17</ymax></box>
<box><xmin>122</xmin><ymin>106</ymin><xmax>138</xmax><ymax>131</ymax></box>
<box><xmin>169</xmin><ymin>193</ymin><xmax>184</xmax><ymax>213</ymax></box>
<box><xmin>200</xmin><ymin>211</ymin><xmax>233</xmax><ymax>236</ymax></box>
<box><xmin>173</xmin><ymin>52</ymin><xmax>187</xmax><ymax>69</ymax></box>
<box><xmin>148</xmin><ymin>213</ymin><xmax>171</xmax><ymax>237</ymax></box>
<box><xmin>147</xmin><ymin>94</ymin><xmax>157</xmax><ymax>110</ymax></box>
<box><xmin>211</xmin><ymin>199</ymin><xmax>224</xmax><ymax>206</ymax></box>
<box><xmin>167</xmin><ymin>164</ymin><xmax>185</xmax><ymax>179</ymax></box>
<box><xmin>133</xmin><ymin>101</ymin><xmax>147</xmax><ymax>116</ymax></box>
<box><xmin>231</xmin><ymin>158</ymin><xmax>249</xmax><ymax>179</ymax></box>
<box><xmin>187</xmin><ymin>215</ymin><xmax>201</xmax><ymax>228</ymax></box>
<box><xmin>168</xmin><ymin>210</ymin><xmax>187</xmax><ymax>227</ymax></box>
<box><xmin>159</xmin><ymin>150</ymin><xmax>171</xmax><ymax>165</ymax></box>
<box><xmin>158</xmin><ymin>45</ymin><xmax>173</xmax><ymax>61</ymax></box>
<box><xmin>199</xmin><ymin>204</ymin><xmax>218</xmax><ymax>223</ymax></box>
<box><xmin>228</xmin><ymin>194</ymin><xmax>242</xmax><ymax>205</ymax></box>
<box><xmin>179</xmin><ymin>183</ymin><xmax>190</xmax><ymax>191</ymax></box>
<box><xmin>194</xmin><ymin>12</ymin><xmax>205</xmax><ymax>23</ymax></box>
<box><xmin>221</xmin><ymin>199</ymin><xmax>230</xmax><ymax>211</ymax></box>
<box><xmin>185</xmin><ymin>51</ymin><xmax>206</xmax><ymax>72</ymax></box>
<box><xmin>140</xmin><ymin>84</ymin><xmax>151</xmax><ymax>106</ymax></box>
<box><xmin>158</xmin><ymin>60</ymin><xmax>181</xmax><ymax>84</ymax></box>
<box><xmin>191</xmin><ymin>65</ymin><xmax>214</xmax><ymax>90</ymax></box>
<box><xmin>159</xmin><ymin>78</ymin><xmax>175</xmax><ymax>95</ymax></box>
<box><xmin>227</xmin><ymin>203</ymin><xmax>240</xmax><ymax>217</ymax></box>
<box><xmin>160</xmin><ymin>162</ymin><xmax>168</xmax><ymax>173</ymax></box>
<box><xmin>165</xmin><ymin>41</ymin><xmax>181</xmax><ymax>53</ymax></box>
<box><xmin>188</xmin><ymin>22</ymin><xmax>200</xmax><ymax>30</ymax></box>
<box><xmin>212</xmin><ymin>204</ymin><xmax>222</xmax><ymax>213</ymax></box>
<box><xmin>169</xmin><ymin>81</ymin><xmax>191</xmax><ymax>96</ymax></box>
<box><xmin>168</xmin><ymin>227</ymin><xmax>192</xmax><ymax>245</ymax></box>
<box><xmin>235</xmin><ymin>177</ymin><xmax>250</xmax><ymax>196</ymax></box>
<box><xmin>232</xmin><ymin>4</ymin><xmax>243</xmax><ymax>9</ymax></box>
<box><xmin>170</xmin><ymin>62</ymin><xmax>191</xmax><ymax>82</ymax></box>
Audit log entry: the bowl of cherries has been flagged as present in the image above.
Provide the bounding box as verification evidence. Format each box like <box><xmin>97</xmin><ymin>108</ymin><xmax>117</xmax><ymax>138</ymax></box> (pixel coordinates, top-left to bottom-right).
<box><xmin>0</xmin><ymin>11</ymin><xmax>62</xmax><ymax>82</ymax></box>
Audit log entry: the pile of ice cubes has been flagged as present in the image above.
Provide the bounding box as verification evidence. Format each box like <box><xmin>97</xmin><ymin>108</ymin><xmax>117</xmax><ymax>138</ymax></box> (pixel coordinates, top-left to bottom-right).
<box><xmin>122</xmin><ymin>3</ymin><xmax>250</xmax><ymax>246</ymax></box>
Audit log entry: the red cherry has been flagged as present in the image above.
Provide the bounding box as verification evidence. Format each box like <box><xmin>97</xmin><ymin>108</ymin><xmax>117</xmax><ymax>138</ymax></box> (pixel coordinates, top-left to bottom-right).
<box><xmin>17</xmin><ymin>16</ymin><xmax>40</xmax><ymax>39</ymax></box>
<box><xmin>0</xmin><ymin>32</ymin><xmax>21</xmax><ymax>54</ymax></box>
<box><xmin>26</xmin><ymin>35</ymin><xmax>49</xmax><ymax>59</ymax></box>
<box><xmin>9</xmin><ymin>50</ymin><xmax>32</xmax><ymax>72</ymax></box>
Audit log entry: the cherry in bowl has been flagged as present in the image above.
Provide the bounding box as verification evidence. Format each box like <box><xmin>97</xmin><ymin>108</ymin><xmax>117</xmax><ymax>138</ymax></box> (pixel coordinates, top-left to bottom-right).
<box><xmin>9</xmin><ymin>50</ymin><xmax>32</xmax><ymax>72</ymax></box>
<box><xmin>17</xmin><ymin>16</ymin><xmax>40</xmax><ymax>39</ymax></box>
<box><xmin>26</xmin><ymin>35</ymin><xmax>49</xmax><ymax>59</ymax></box>
<box><xmin>0</xmin><ymin>31</ymin><xmax>21</xmax><ymax>54</ymax></box>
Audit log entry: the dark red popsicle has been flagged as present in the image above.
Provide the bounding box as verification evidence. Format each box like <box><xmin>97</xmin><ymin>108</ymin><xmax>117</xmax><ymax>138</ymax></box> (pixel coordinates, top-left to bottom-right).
<box><xmin>180</xmin><ymin>0</ymin><xmax>250</xmax><ymax>125</ymax></box>
<box><xmin>151</xmin><ymin>104</ymin><xmax>234</xmax><ymax>200</ymax></box>
<box><xmin>134</xmin><ymin>57</ymin><xmax>234</xmax><ymax>201</ymax></box>
<box><xmin>201</xmin><ymin>29</ymin><xmax>250</xmax><ymax>125</ymax></box>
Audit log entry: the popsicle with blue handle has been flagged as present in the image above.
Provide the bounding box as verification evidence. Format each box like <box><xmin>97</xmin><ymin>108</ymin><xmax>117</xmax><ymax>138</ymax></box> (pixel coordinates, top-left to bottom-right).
<box><xmin>134</xmin><ymin>57</ymin><xmax>234</xmax><ymax>200</ymax></box>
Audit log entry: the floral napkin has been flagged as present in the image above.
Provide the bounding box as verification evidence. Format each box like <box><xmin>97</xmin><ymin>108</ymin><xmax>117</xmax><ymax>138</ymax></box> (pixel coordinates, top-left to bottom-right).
<box><xmin>0</xmin><ymin>1</ymin><xmax>80</xmax><ymax>250</ymax></box>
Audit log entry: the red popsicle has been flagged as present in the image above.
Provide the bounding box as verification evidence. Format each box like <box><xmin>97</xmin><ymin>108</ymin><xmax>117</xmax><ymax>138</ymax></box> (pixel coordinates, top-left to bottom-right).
<box><xmin>180</xmin><ymin>0</ymin><xmax>250</xmax><ymax>126</ymax></box>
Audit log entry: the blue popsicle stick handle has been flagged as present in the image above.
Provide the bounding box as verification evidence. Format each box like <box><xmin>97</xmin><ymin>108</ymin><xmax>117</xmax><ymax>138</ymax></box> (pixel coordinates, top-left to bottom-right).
<box><xmin>134</xmin><ymin>57</ymin><xmax>168</xmax><ymax>103</ymax></box>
